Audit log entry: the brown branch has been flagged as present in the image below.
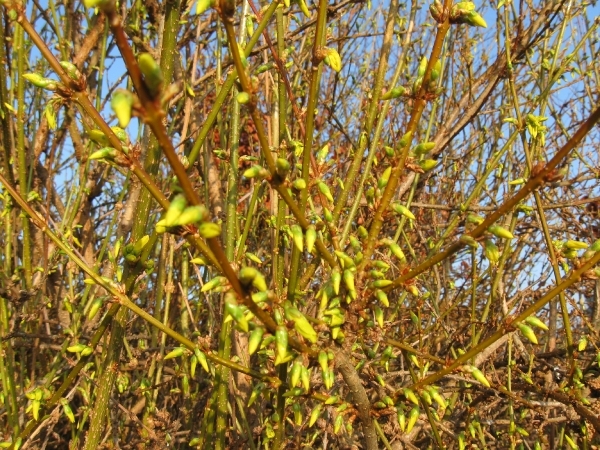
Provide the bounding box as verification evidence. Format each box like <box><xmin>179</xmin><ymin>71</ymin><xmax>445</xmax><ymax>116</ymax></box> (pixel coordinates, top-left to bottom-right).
<box><xmin>334</xmin><ymin>347</ymin><xmax>378</xmax><ymax>450</ymax></box>
<box><xmin>387</xmin><ymin>103</ymin><xmax>600</xmax><ymax>291</ymax></box>
<box><xmin>72</xmin><ymin>13</ymin><xmax>106</xmax><ymax>68</ymax></box>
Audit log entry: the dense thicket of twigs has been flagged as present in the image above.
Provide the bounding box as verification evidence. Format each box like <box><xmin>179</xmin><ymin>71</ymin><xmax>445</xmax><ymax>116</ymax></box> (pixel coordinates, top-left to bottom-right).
<box><xmin>0</xmin><ymin>0</ymin><xmax>599</xmax><ymax>448</ymax></box>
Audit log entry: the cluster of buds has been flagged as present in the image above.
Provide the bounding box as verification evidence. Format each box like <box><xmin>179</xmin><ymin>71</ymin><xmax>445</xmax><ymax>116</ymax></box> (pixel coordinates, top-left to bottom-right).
<box><xmin>155</xmin><ymin>194</ymin><xmax>217</xmax><ymax>237</ymax></box>
<box><xmin>413</xmin><ymin>57</ymin><xmax>443</xmax><ymax>95</ymax></box>
<box><xmin>25</xmin><ymin>387</ymin><xmax>51</xmax><ymax>421</ymax></box>
<box><xmin>381</xmin><ymin>85</ymin><xmax>406</xmax><ymax>101</ymax></box>
<box><xmin>122</xmin><ymin>234</ymin><xmax>151</xmax><ymax>267</ymax></box>
<box><xmin>284</xmin><ymin>302</ymin><xmax>318</xmax><ymax>343</ymax></box>
<box><xmin>24</xmin><ymin>59</ymin><xmax>86</xmax><ymax>94</ymax></box>
<box><xmin>318</xmin><ymin>350</ymin><xmax>336</xmax><ymax>389</ymax></box>
<box><xmin>448</xmin><ymin>2</ymin><xmax>487</xmax><ymax>28</ymax></box>
<box><xmin>397</xmin><ymin>404</ymin><xmax>420</xmax><ymax>434</ymax></box>
<box><xmin>559</xmin><ymin>239</ymin><xmax>589</xmax><ymax>260</ymax></box>
<box><xmin>243</xmin><ymin>164</ymin><xmax>271</xmax><ymax>180</ymax></box>
<box><xmin>513</xmin><ymin>315</ymin><xmax>549</xmax><ymax>345</ymax></box>
<box><xmin>316</xmin><ymin>278</ymin><xmax>346</xmax><ymax>340</ymax></box>
<box><xmin>430</xmin><ymin>1</ymin><xmax>488</xmax><ymax>28</ymax></box>
<box><xmin>67</xmin><ymin>343</ymin><xmax>94</xmax><ymax>357</ymax></box>
<box><xmin>87</xmin><ymin>126</ymin><xmax>132</xmax><ymax>166</ymax></box>
<box><xmin>400</xmin><ymin>385</ymin><xmax>446</xmax><ymax>423</ymax></box>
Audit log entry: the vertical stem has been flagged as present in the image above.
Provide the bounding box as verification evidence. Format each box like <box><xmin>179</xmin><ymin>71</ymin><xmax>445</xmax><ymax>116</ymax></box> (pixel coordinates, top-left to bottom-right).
<box><xmin>359</xmin><ymin>18</ymin><xmax>451</xmax><ymax>272</ymax></box>
<box><xmin>0</xmin><ymin>15</ymin><xmax>19</xmax><ymax>439</ymax></box>
<box><xmin>333</xmin><ymin>0</ymin><xmax>402</xmax><ymax>225</ymax></box>
<box><xmin>15</xmin><ymin>24</ymin><xmax>32</xmax><ymax>287</ymax></box>
<box><xmin>272</xmin><ymin>8</ymin><xmax>289</xmax><ymax>447</ymax></box>
<box><xmin>83</xmin><ymin>2</ymin><xmax>182</xmax><ymax>447</ymax></box>
<box><xmin>214</xmin><ymin>1</ymin><xmax>250</xmax><ymax>445</ymax></box>
<box><xmin>503</xmin><ymin>1</ymin><xmax>573</xmax><ymax>358</ymax></box>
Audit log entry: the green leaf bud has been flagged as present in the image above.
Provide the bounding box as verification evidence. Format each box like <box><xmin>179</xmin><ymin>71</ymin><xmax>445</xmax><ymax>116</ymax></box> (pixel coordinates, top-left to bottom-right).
<box><xmin>111</xmin><ymin>89</ymin><xmax>134</xmax><ymax>128</ymax></box>
<box><xmin>309</xmin><ymin>404</ymin><xmax>323</xmax><ymax>427</ymax></box>
<box><xmin>275</xmin><ymin>326</ymin><xmax>289</xmax><ymax>363</ymax></box>
<box><xmin>297</xmin><ymin>0</ymin><xmax>310</xmax><ymax>16</ymax></box>
<box><xmin>403</xmin><ymin>388</ymin><xmax>419</xmax><ymax>405</ymax></box>
<box><xmin>468</xmin><ymin>366</ymin><xmax>491</xmax><ymax>387</ymax></box>
<box><xmin>564</xmin><ymin>240</ymin><xmax>588</xmax><ymax>250</ymax></box>
<box><xmin>406</xmin><ymin>407</ymin><xmax>419</xmax><ymax>433</ymax></box>
<box><xmin>236</xmin><ymin>92</ymin><xmax>250</xmax><ymax>104</ymax></box>
<box><xmin>488</xmin><ymin>225</ymin><xmax>514</xmax><ymax>240</ymax></box>
<box><xmin>67</xmin><ymin>343</ymin><xmax>87</xmax><ymax>353</ymax></box>
<box><xmin>392</xmin><ymin>203</ymin><xmax>415</xmax><ymax>220</ymax></box>
<box><xmin>196</xmin><ymin>0</ymin><xmax>215</xmax><ymax>14</ymax></box>
<box><xmin>243</xmin><ymin>164</ymin><xmax>269</xmax><ymax>179</ymax></box>
<box><xmin>275</xmin><ymin>158</ymin><xmax>290</xmax><ymax>179</ymax></box>
<box><xmin>381</xmin><ymin>85</ymin><xmax>406</xmax><ymax>100</ymax></box>
<box><xmin>418</xmin><ymin>56</ymin><xmax>428</xmax><ymax>77</ymax></box>
<box><xmin>388</xmin><ymin>241</ymin><xmax>406</xmax><ymax>261</ymax></box>
<box><xmin>59</xmin><ymin>61</ymin><xmax>82</xmax><ymax>82</ymax></box>
<box><xmin>284</xmin><ymin>302</ymin><xmax>318</xmax><ymax>343</ymax></box>
<box><xmin>484</xmin><ymin>239</ymin><xmax>500</xmax><ymax>264</ymax></box>
<box><xmin>317</xmin><ymin>181</ymin><xmax>334</xmax><ymax>203</ymax></box>
<box><xmin>292</xmin><ymin>178</ymin><xmax>307</xmax><ymax>190</ymax></box>
<box><xmin>418</xmin><ymin>159</ymin><xmax>438</xmax><ymax>172</ymax></box>
<box><xmin>322</xmin><ymin>47</ymin><xmax>342</xmax><ymax>72</ymax></box>
<box><xmin>194</xmin><ymin>348</ymin><xmax>210</xmax><ymax>372</ymax></box>
<box><xmin>329</xmin><ymin>270</ymin><xmax>341</xmax><ymax>295</ymax></box>
<box><xmin>172</xmin><ymin>205</ymin><xmax>209</xmax><ymax>227</ymax></box>
<box><xmin>357</xmin><ymin>225</ymin><xmax>368</xmax><ymax>239</ymax></box>
<box><xmin>371</xmin><ymin>279</ymin><xmax>393</xmax><ymax>288</ymax></box>
<box><xmin>201</xmin><ymin>276</ymin><xmax>227</xmax><ymax>292</ymax></box>
<box><xmin>301</xmin><ymin>365</ymin><xmax>310</xmax><ymax>391</ymax></box>
<box><xmin>343</xmin><ymin>269</ymin><xmax>356</xmax><ymax>297</ymax></box>
<box><xmin>413</xmin><ymin>142</ymin><xmax>435</xmax><ymax>156</ymax></box>
<box><xmin>524</xmin><ymin>316</ymin><xmax>549</xmax><ymax>331</ymax></box>
<box><xmin>378</xmin><ymin>166</ymin><xmax>392</xmax><ymax>189</ymax></box>
<box><xmin>517</xmin><ymin>323</ymin><xmax>538</xmax><ymax>344</ymax></box>
<box><xmin>88</xmin><ymin>298</ymin><xmax>103</xmax><ymax>320</ymax></box>
<box><xmin>89</xmin><ymin>147</ymin><xmax>117</xmax><ymax>161</ymax></box>
<box><xmin>397</xmin><ymin>408</ymin><xmax>406</xmax><ymax>431</ymax></box>
<box><xmin>162</xmin><ymin>194</ymin><xmax>187</xmax><ymax>227</ymax></box>
<box><xmin>460</xmin><ymin>234</ymin><xmax>479</xmax><ymax>248</ymax></box>
<box><xmin>23</xmin><ymin>73</ymin><xmax>58</xmax><ymax>90</ymax></box>
<box><xmin>375</xmin><ymin>289</ymin><xmax>389</xmax><ymax>307</ymax></box>
<box><xmin>198</xmin><ymin>222</ymin><xmax>221</xmax><ymax>239</ymax></box>
<box><xmin>248</xmin><ymin>327</ymin><xmax>265</xmax><ymax>355</ymax></box>
<box><xmin>305</xmin><ymin>225</ymin><xmax>317</xmax><ymax>253</ymax></box>
<box><xmin>318</xmin><ymin>350</ymin><xmax>328</xmax><ymax>373</ymax></box>
<box><xmin>420</xmin><ymin>389</ymin><xmax>432</xmax><ymax>405</ymax></box>
<box><xmin>467</xmin><ymin>213</ymin><xmax>484</xmax><ymax>225</ymax></box>
<box><xmin>164</xmin><ymin>347</ymin><xmax>186</xmax><ymax>360</ymax></box>
<box><xmin>138</xmin><ymin>53</ymin><xmax>164</xmax><ymax>96</ymax></box>
<box><xmin>225</xmin><ymin>294</ymin><xmax>249</xmax><ymax>332</ymax></box>
<box><xmin>374</xmin><ymin>306</ymin><xmax>384</xmax><ymax>328</ymax></box>
<box><xmin>289</xmin><ymin>360</ymin><xmax>302</xmax><ymax>388</ymax></box>
<box><xmin>398</xmin><ymin>130</ymin><xmax>413</xmax><ymax>148</ymax></box>
<box><xmin>290</xmin><ymin>224</ymin><xmax>303</xmax><ymax>252</ymax></box>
